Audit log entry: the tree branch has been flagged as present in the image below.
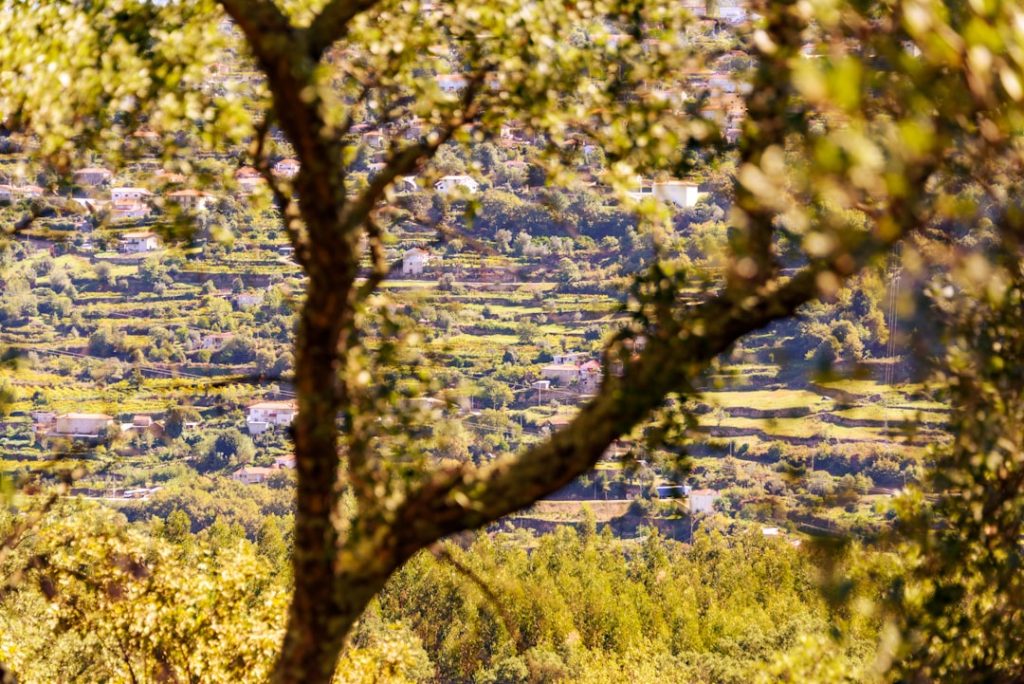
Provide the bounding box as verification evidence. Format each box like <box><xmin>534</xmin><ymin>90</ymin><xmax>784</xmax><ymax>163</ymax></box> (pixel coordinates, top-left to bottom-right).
<box><xmin>249</xmin><ymin>112</ymin><xmax>310</xmax><ymax>267</ymax></box>
<box><xmin>307</xmin><ymin>0</ymin><xmax>383</xmax><ymax>60</ymax></box>
<box><xmin>394</xmin><ymin>201</ymin><xmax>932</xmax><ymax>552</ymax></box>
<box><xmin>217</xmin><ymin>0</ymin><xmax>296</xmax><ymax>66</ymax></box>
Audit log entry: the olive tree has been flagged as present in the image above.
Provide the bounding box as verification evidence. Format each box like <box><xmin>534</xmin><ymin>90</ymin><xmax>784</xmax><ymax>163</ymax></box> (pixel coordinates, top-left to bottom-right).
<box><xmin>4</xmin><ymin>0</ymin><xmax>1024</xmax><ymax>682</ymax></box>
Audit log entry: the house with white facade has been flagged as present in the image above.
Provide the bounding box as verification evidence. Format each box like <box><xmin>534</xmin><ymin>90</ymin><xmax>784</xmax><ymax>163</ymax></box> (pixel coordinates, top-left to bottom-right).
<box><xmin>235</xmin><ymin>166</ymin><xmax>265</xmax><ymax>194</ymax></box>
<box><xmin>272</xmin><ymin>158</ymin><xmax>300</xmax><ymax>178</ymax></box>
<box><xmin>111</xmin><ymin>187</ymin><xmax>152</xmax><ymax>203</ymax></box>
<box><xmin>273</xmin><ymin>454</ymin><xmax>296</xmax><ymax>469</ymax></box>
<box><xmin>402</xmin><ymin>247</ymin><xmax>434</xmax><ymax>276</ymax></box>
<box><xmin>194</xmin><ymin>332</ymin><xmax>235</xmax><ymax>352</ymax></box>
<box><xmin>434</xmin><ymin>175</ymin><xmax>480</xmax><ymax>195</ymax></box>
<box><xmin>541</xmin><ymin>363</ymin><xmax>582</xmax><ymax>386</ymax></box>
<box><xmin>0</xmin><ymin>184</ymin><xmax>44</xmax><ymax>202</ymax></box>
<box><xmin>362</xmin><ymin>130</ymin><xmax>386</xmax><ymax>149</ymax></box>
<box><xmin>246</xmin><ymin>400</ymin><xmax>299</xmax><ymax>435</ymax></box>
<box><xmin>234</xmin><ymin>291</ymin><xmax>264</xmax><ymax>310</ymax></box>
<box><xmin>394</xmin><ymin>176</ymin><xmax>418</xmax><ymax>193</ymax></box>
<box><xmin>112</xmin><ymin>202</ymin><xmax>151</xmax><ymax>221</ymax></box>
<box><xmin>688</xmin><ymin>489</ymin><xmax>720</xmax><ymax>514</ymax></box>
<box><xmin>231</xmin><ymin>466</ymin><xmax>277</xmax><ymax>484</ymax></box>
<box><xmin>629</xmin><ymin>180</ymin><xmax>706</xmax><ymax>208</ymax></box>
<box><xmin>540</xmin><ymin>359</ymin><xmax>602</xmax><ymax>393</ymax></box>
<box><xmin>50</xmin><ymin>413</ymin><xmax>116</xmax><ymax>439</ymax></box>
<box><xmin>119</xmin><ymin>231</ymin><xmax>160</xmax><ymax>253</ymax></box>
<box><xmin>436</xmin><ymin>74</ymin><xmax>468</xmax><ymax>93</ymax></box>
<box><xmin>166</xmin><ymin>189</ymin><xmax>215</xmax><ymax>211</ymax></box>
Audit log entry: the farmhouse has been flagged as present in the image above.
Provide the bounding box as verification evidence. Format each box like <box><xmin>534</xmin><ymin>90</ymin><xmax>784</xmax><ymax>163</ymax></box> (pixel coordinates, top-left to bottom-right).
<box><xmin>434</xmin><ymin>174</ymin><xmax>480</xmax><ymax>194</ymax></box>
<box><xmin>74</xmin><ymin>167</ymin><xmax>113</xmax><ymax>186</ymax></box>
<box><xmin>51</xmin><ymin>413</ymin><xmax>116</xmax><ymax>439</ymax></box>
<box><xmin>119</xmin><ymin>231</ymin><xmax>160</xmax><ymax>253</ymax></box>
<box><xmin>402</xmin><ymin>247</ymin><xmax>434</xmax><ymax>276</ymax></box>
<box><xmin>246</xmin><ymin>399</ymin><xmax>299</xmax><ymax>435</ymax></box>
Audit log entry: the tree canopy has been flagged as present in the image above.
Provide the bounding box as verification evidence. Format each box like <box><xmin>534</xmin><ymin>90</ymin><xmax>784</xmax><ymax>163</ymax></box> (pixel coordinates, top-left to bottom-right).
<box><xmin>4</xmin><ymin>0</ymin><xmax>1024</xmax><ymax>682</ymax></box>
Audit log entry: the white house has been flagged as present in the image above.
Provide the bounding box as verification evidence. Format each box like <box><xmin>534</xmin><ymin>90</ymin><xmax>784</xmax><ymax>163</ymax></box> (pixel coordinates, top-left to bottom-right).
<box><xmin>576</xmin><ymin>360</ymin><xmax>602</xmax><ymax>393</ymax></box>
<box><xmin>246</xmin><ymin>400</ymin><xmax>299</xmax><ymax>435</ymax></box>
<box><xmin>18</xmin><ymin>185</ymin><xmax>44</xmax><ymax>199</ymax></box>
<box><xmin>654</xmin><ymin>181</ymin><xmax>705</xmax><ymax>208</ymax></box>
<box><xmin>402</xmin><ymin>247</ymin><xmax>433</xmax><ymax>276</ymax></box>
<box><xmin>231</xmin><ymin>466</ymin><xmax>277</xmax><ymax>484</ymax></box>
<box><xmin>540</xmin><ymin>358</ymin><xmax>601</xmax><ymax>392</ymax></box>
<box><xmin>436</xmin><ymin>74</ymin><xmax>469</xmax><ymax>93</ymax></box>
<box><xmin>194</xmin><ymin>332</ymin><xmax>235</xmax><ymax>352</ymax></box>
<box><xmin>119</xmin><ymin>231</ymin><xmax>160</xmax><ymax>253</ymax></box>
<box><xmin>111</xmin><ymin>187</ymin><xmax>152</xmax><ymax>203</ymax></box>
<box><xmin>74</xmin><ymin>167</ymin><xmax>113</xmax><ymax>186</ymax></box>
<box><xmin>273</xmin><ymin>454</ymin><xmax>296</xmax><ymax>469</ymax></box>
<box><xmin>541</xmin><ymin>363</ymin><xmax>582</xmax><ymax>386</ymax></box>
<box><xmin>153</xmin><ymin>170</ymin><xmax>187</xmax><ymax>186</ymax></box>
<box><xmin>434</xmin><ymin>175</ymin><xmax>480</xmax><ymax>195</ymax></box>
<box><xmin>31</xmin><ymin>411</ymin><xmax>57</xmax><ymax>433</ymax></box>
<box><xmin>718</xmin><ymin>4</ymin><xmax>749</xmax><ymax>23</ymax></box>
<box><xmin>235</xmin><ymin>166</ymin><xmax>265</xmax><ymax>194</ymax></box>
<box><xmin>707</xmin><ymin>73</ymin><xmax>737</xmax><ymax>94</ymax></box>
<box><xmin>629</xmin><ymin>180</ymin><xmax>705</xmax><ymax>208</ymax></box>
<box><xmin>362</xmin><ymin>130</ymin><xmax>386</xmax><ymax>149</ymax></box>
<box><xmin>394</xmin><ymin>176</ymin><xmax>418</xmax><ymax>193</ymax></box>
<box><xmin>551</xmin><ymin>352</ymin><xmax>584</xmax><ymax>365</ymax></box>
<box><xmin>235</xmin><ymin>291</ymin><xmax>264</xmax><ymax>310</ymax></box>
<box><xmin>689</xmin><ymin>489</ymin><xmax>720</xmax><ymax>514</ymax></box>
<box><xmin>272</xmin><ymin>158</ymin><xmax>300</xmax><ymax>178</ymax></box>
<box><xmin>166</xmin><ymin>189</ymin><xmax>214</xmax><ymax>211</ymax></box>
<box><xmin>112</xmin><ymin>202</ymin><xmax>151</xmax><ymax>221</ymax></box>
<box><xmin>51</xmin><ymin>413</ymin><xmax>116</xmax><ymax>439</ymax></box>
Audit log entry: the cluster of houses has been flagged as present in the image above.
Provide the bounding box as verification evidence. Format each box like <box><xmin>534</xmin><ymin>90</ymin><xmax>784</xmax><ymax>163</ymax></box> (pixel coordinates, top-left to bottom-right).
<box><xmin>71</xmin><ymin>166</ymin><xmax>218</xmax><ymax>223</ymax></box>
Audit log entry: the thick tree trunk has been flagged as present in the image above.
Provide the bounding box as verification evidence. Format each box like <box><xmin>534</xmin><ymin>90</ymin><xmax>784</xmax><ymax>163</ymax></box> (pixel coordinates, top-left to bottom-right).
<box><xmin>272</xmin><ymin>282</ymin><xmax>345</xmax><ymax>683</ymax></box>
